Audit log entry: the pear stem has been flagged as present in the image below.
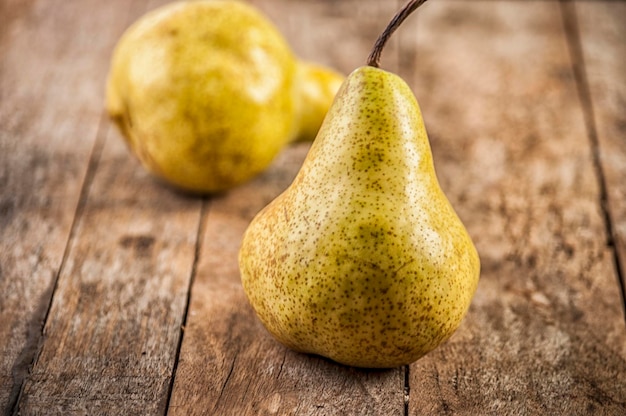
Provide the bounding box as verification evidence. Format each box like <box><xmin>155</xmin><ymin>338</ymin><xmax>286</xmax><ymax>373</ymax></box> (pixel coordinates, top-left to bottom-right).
<box><xmin>367</xmin><ymin>0</ymin><xmax>430</xmax><ymax>68</ymax></box>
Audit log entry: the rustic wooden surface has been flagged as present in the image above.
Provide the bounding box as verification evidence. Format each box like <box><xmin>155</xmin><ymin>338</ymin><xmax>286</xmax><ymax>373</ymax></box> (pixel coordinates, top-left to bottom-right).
<box><xmin>1</xmin><ymin>0</ymin><xmax>624</xmax><ymax>415</ymax></box>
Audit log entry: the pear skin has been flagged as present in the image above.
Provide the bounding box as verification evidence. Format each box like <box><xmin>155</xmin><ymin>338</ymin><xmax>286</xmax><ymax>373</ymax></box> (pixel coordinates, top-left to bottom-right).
<box><xmin>239</xmin><ymin>66</ymin><xmax>480</xmax><ymax>368</ymax></box>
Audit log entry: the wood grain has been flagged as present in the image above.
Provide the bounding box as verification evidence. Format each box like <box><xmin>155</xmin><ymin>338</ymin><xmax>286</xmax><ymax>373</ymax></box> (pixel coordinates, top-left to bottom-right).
<box><xmin>250</xmin><ymin>0</ymin><xmax>404</xmax><ymax>74</ymax></box>
<box><xmin>576</xmin><ymin>0</ymin><xmax>626</xmax><ymax>311</ymax></box>
<box><xmin>0</xmin><ymin>0</ymin><xmax>144</xmax><ymax>412</ymax></box>
<box><xmin>17</xmin><ymin>129</ymin><xmax>202</xmax><ymax>415</ymax></box>
<box><xmin>404</xmin><ymin>1</ymin><xmax>626</xmax><ymax>414</ymax></box>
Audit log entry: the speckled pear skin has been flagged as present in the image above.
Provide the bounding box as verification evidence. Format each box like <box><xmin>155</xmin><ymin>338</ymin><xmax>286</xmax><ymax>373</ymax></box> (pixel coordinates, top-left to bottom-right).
<box><xmin>239</xmin><ymin>66</ymin><xmax>480</xmax><ymax>368</ymax></box>
<box><xmin>106</xmin><ymin>0</ymin><xmax>343</xmax><ymax>193</ymax></box>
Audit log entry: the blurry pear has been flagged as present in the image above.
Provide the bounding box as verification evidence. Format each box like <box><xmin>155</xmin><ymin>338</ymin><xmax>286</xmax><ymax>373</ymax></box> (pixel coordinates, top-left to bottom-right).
<box><xmin>106</xmin><ymin>0</ymin><xmax>343</xmax><ymax>193</ymax></box>
<box><xmin>295</xmin><ymin>62</ymin><xmax>345</xmax><ymax>143</ymax></box>
<box><xmin>239</xmin><ymin>0</ymin><xmax>480</xmax><ymax>368</ymax></box>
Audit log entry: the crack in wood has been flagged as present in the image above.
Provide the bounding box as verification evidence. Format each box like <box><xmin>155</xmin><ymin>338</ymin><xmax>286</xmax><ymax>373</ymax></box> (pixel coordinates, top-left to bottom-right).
<box><xmin>276</xmin><ymin>350</ymin><xmax>287</xmax><ymax>380</ymax></box>
<box><xmin>165</xmin><ymin>197</ymin><xmax>209</xmax><ymax>415</ymax></box>
<box><xmin>213</xmin><ymin>356</ymin><xmax>237</xmax><ymax>414</ymax></box>
<box><xmin>559</xmin><ymin>0</ymin><xmax>626</xmax><ymax>321</ymax></box>
<box><xmin>403</xmin><ymin>365</ymin><xmax>410</xmax><ymax>416</ymax></box>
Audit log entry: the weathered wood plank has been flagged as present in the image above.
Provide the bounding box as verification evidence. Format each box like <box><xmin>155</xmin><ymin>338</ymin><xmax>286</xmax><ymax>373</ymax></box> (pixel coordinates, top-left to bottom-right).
<box><xmin>0</xmin><ymin>0</ymin><xmax>145</xmax><ymax>412</ymax></box>
<box><xmin>168</xmin><ymin>1</ymin><xmax>408</xmax><ymax>415</ymax></box>
<box><xmin>576</xmin><ymin>0</ymin><xmax>626</xmax><ymax>312</ymax></box>
<box><xmin>401</xmin><ymin>1</ymin><xmax>626</xmax><ymax>414</ymax></box>
<box><xmin>17</xmin><ymin>131</ymin><xmax>202</xmax><ymax>415</ymax></box>
<box><xmin>12</xmin><ymin>0</ymin><xmax>202</xmax><ymax>415</ymax></box>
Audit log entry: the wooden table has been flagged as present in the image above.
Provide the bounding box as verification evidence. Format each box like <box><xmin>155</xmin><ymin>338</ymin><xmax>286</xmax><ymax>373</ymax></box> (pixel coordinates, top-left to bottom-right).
<box><xmin>1</xmin><ymin>0</ymin><xmax>625</xmax><ymax>414</ymax></box>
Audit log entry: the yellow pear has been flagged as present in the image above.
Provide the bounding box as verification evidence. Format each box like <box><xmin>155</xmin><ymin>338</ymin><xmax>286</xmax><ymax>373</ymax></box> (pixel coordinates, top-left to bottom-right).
<box><xmin>106</xmin><ymin>0</ymin><xmax>343</xmax><ymax>193</ymax></box>
<box><xmin>294</xmin><ymin>62</ymin><xmax>345</xmax><ymax>143</ymax></box>
<box><xmin>239</xmin><ymin>0</ymin><xmax>479</xmax><ymax>368</ymax></box>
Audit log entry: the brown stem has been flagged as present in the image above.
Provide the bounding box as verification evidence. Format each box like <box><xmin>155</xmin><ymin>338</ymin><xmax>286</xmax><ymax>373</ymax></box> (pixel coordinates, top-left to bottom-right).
<box><xmin>367</xmin><ymin>0</ymin><xmax>430</xmax><ymax>68</ymax></box>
